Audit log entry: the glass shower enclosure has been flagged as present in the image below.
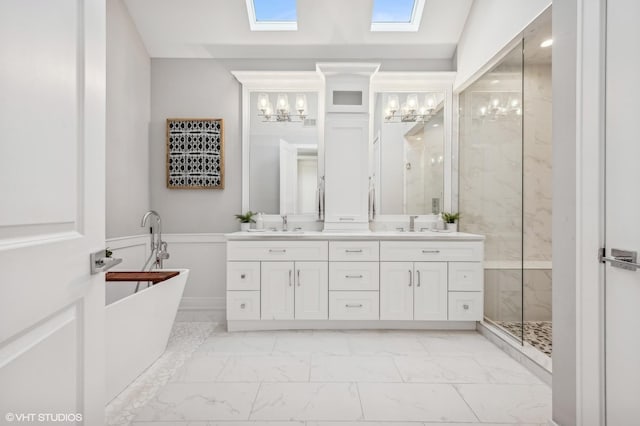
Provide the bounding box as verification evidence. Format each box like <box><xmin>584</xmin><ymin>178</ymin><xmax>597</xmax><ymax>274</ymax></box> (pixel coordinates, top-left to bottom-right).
<box><xmin>458</xmin><ymin>9</ymin><xmax>552</xmax><ymax>357</ymax></box>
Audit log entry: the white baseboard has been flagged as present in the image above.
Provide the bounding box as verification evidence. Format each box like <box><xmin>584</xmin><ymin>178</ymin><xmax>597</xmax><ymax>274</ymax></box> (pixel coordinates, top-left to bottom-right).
<box><xmin>177</xmin><ymin>296</ymin><xmax>226</xmax><ymax>322</ymax></box>
<box><xmin>228</xmin><ymin>320</ymin><xmax>477</xmax><ymax>332</ymax></box>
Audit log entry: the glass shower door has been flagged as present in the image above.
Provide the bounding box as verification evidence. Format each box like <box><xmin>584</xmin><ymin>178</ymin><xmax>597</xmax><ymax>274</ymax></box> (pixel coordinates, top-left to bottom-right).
<box><xmin>458</xmin><ymin>42</ymin><xmax>525</xmax><ymax>344</ymax></box>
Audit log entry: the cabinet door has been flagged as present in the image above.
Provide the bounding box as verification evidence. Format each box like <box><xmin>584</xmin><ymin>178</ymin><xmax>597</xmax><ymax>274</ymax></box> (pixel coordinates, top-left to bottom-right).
<box><xmin>324</xmin><ymin>117</ymin><xmax>369</xmax><ymax>225</ymax></box>
<box><xmin>295</xmin><ymin>262</ymin><xmax>329</xmax><ymax>320</ymax></box>
<box><xmin>414</xmin><ymin>262</ymin><xmax>448</xmax><ymax>320</ymax></box>
<box><xmin>261</xmin><ymin>262</ymin><xmax>295</xmax><ymax>320</ymax></box>
<box><xmin>380</xmin><ymin>262</ymin><xmax>414</xmax><ymax>320</ymax></box>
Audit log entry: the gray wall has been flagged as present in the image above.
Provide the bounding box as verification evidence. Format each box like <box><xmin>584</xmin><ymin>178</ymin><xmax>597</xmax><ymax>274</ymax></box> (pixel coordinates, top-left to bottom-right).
<box><xmin>552</xmin><ymin>0</ymin><xmax>577</xmax><ymax>423</ymax></box>
<box><xmin>150</xmin><ymin>59</ymin><xmax>243</xmax><ymax>233</ymax></box>
<box><xmin>106</xmin><ymin>0</ymin><xmax>151</xmax><ymax>238</ymax></box>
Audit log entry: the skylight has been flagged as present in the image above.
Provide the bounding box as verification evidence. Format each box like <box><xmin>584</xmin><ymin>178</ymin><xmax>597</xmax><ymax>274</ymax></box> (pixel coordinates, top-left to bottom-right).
<box><xmin>246</xmin><ymin>0</ymin><xmax>298</xmax><ymax>31</ymax></box>
<box><xmin>371</xmin><ymin>0</ymin><xmax>425</xmax><ymax>32</ymax></box>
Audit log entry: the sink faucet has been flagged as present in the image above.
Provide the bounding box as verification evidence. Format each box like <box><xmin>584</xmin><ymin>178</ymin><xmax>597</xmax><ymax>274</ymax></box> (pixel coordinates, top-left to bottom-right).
<box><xmin>409</xmin><ymin>215</ymin><xmax>419</xmax><ymax>232</ymax></box>
<box><xmin>281</xmin><ymin>215</ymin><xmax>288</xmax><ymax>232</ymax></box>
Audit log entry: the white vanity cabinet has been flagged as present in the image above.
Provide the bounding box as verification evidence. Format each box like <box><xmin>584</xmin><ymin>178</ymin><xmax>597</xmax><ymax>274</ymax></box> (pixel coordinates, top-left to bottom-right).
<box><xmin>380</xmin><ymin>262</ymin><xmax>448</xmax><ymax>321</ymax></box>
<box><xmin>226</xmin><ymin>235</ymin><xmax>484</xmax><ymax>330</ymax></box>
<box><xmin>260</xmin><ymin>261</ymin><xmax>329</xmax><ymax>320</ymax></box>
<box><xmin>380</xmin><ymin>241</ymin><xmax>484</xmax><ymax>321</ymax></box>
<box><xmin>324</xmin><ymin>116</ymin><xmax>370</xmax><ymax>230</ymax></box>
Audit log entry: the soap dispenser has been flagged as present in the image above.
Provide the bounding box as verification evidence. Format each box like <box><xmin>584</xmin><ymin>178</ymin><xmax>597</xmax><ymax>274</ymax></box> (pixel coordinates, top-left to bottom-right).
<box><xmin>255</xmin><ymin>212</ymin><xmax>264</xmax><ymax>230</ymax></box>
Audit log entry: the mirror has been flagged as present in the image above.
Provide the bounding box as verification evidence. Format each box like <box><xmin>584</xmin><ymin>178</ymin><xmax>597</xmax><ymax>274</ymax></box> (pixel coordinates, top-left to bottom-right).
<box><xmin>248</xmin><ymin>91</ymin><xmax>320</xmax><ymax>215</ymax></box>
<box><xmin>372</xmin><ymin>92</ymin><xmax>445</xmax><ymax>215</ymax></box>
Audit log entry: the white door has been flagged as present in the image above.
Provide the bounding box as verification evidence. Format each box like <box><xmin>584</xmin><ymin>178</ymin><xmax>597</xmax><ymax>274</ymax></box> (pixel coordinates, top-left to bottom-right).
<box><xmin>0</xmin><ymin>0</ymin><xmax>106</xmax><ymax>423</ymax></box>
<box><xmin>261</xmin><ymin>262</ymin><xmax>295</xmax><ymax>320</ymax></box>
<box><xmin>604</xmin><ymin>0</ymin><xmax>640</xmax><ymax>422</ymax></box>
<box><xmin>414</xmin><ymin>262</ymin><xmax>448</xmax><ymax>320</ymax></box>
<box><xmin>279</xmin><ymin>140</ymin><xmax>298</xmax><ymax>215</ymax></box>
<box><xmin>294</xmin><ymin>262</ymin><xmax>328</xmax><ymax>320</ymax></box>
<box><xmin>380</xmin><ymin>262</ymin><xmax>414</xmax><ymax>320</ymax></box>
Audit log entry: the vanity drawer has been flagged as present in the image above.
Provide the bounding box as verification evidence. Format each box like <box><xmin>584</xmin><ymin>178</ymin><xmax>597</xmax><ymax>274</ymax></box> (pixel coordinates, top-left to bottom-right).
<box><xmin>329</xmin><ymin>291</ymin><xmax>379</xmax><ymax>320</ymax></box>
<box><xmin>380</xmin><ymin>241</ymin><xmax>483</xmax><ymax>262</ymax></box>
<box><xmin>448</xmin><ymin>292</ymin><xmax>483</xmax><ymax>321</ymax></box>
<box><xmin>448</xmin><ymin>262</ymin><xmax>483</xmax><ymax>291</ymax></box>
<box><xmin>329</xmin><ymin>262</ymin><xmax>379</xmax><ymax>291</ymax></box>
<box><xmin>227</xmin><ymin>262</ymin><xmax>260</xmax><ymax>290</ymax></box>
<box><xmin>329</xmin><ymin>241</ymin><xmax>379</xmax><ymax>261</ymax></box>
<box><xmin>227</xmin><ymin>291</ymin><xmax>260</xmax><ymax>320</ymax></box>
<box><xmin>227</xmin><ymin>241</ymin><xmax>328</xmax><ymax>261</ymax></box>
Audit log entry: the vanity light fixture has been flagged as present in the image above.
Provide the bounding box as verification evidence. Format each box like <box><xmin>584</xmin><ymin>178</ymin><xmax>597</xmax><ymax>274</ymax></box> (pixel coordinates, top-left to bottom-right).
<box><xmin>540</xmin><ymin>38</ymin><xmax>553</xmax><ymax>48</ymax></box>
<box><xmin>257</xmin><ymin>93</ymin><xmax>309</xmax><ymax>122</ymax></box>
<box><xmin>385</xmin><ymin>93</ymin><xmax>437</xmax><ymax>123</ymax></box>
<box><xmin>478</xmin><ymin>94</ymin><xmax>522</xmax><ymax>120</ymax></box>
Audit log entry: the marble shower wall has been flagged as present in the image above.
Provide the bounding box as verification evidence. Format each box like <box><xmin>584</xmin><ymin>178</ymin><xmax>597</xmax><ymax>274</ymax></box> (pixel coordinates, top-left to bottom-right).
<box><xmin>523</xmin><ymin>63</ymin><xmax>552</xmax><ymax>262</ymax></box>
<box><xmin>484</xmin><ymin>269</ymin><xmax>553</xmax><ymax>322</ymax></box>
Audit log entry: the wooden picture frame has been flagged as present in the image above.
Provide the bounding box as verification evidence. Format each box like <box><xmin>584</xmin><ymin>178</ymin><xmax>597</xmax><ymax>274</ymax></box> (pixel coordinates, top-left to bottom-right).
<box><xmin>166</xmin><ymin>118</ymin><xmax>225</xmax><ymax>189</ymax></box>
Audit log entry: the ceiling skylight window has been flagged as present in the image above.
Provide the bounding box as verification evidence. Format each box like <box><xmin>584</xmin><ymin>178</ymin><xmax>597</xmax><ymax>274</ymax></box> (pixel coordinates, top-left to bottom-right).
<box><xmin>246</xmin><ymin>0</ymin><xmax>298</xmax><ymax>31</ymax></box>
<box><xmin>371</xmin><ymin>0</ymin><xmax>425</xmax><ymax>32</ymax></box>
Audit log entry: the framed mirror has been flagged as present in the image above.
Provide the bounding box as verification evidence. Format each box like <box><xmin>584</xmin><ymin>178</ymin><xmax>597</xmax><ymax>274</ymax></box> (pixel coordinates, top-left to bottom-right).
<box><xmin>373</xmin><ymin>91</ymin><xmax>445</xmax><ymax>215</ymax></box>
<box><xmin>370</xmin><ymin>72</ymin><xmax>455</xmax><ymax>220</ymax></box>
<box><xmin>233</xmin><ymin>71</ymin><xmax>324</xmax><ymax>219</ymax></box>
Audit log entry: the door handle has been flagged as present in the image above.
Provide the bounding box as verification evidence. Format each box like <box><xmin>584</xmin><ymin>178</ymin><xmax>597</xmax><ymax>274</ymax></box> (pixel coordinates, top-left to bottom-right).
<box><xmin>297</xmin><ymin>269</ymin><xmax>301</xmax><ymax>286</ymax></box>
<box><xmin>601</xmin><ymin>248</ymin><xmax>640</xmax><ymax>271</ymax></box>
<box><xmin>408</xmin><ymin>269</ymin><xmax>412</xmax><ymax>287</ymax></box>
<box><xmin>416</xmin><ymin>270</ymin><xmax>421</xmax><ymax>287</ymax></box>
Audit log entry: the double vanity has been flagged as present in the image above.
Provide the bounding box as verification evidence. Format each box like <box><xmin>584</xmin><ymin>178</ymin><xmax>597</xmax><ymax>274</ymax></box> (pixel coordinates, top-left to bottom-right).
<box><xmin>227</xmin><ymin>63</ymin><xmax>484</xmax><ymax>332</ymax></box>
<box><xmin>225</xmin><ymin>231</ymin><xmax>484</xmax><ymax>331</ymax></box>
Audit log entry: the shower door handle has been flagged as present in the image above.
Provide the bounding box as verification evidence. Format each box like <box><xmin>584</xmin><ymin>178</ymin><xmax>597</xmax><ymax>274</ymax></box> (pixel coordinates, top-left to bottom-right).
<box><xmin>601</xmin><ymin>248</ymin><xmax>640</xmax><ymax>271</ymax></box>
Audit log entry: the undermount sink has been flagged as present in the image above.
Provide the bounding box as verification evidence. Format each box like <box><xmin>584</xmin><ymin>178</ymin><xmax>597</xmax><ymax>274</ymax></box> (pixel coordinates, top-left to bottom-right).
<box><xmin>246</xmin><ymin>229</ymin><xmax>306</xmax><ymax>235</ymax></box>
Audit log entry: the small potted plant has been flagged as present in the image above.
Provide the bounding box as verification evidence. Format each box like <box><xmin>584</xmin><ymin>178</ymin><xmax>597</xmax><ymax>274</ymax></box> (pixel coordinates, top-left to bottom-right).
<box><xmin>441</xmin><ymin>212</ymin><xmax>460</xmax><ymax>232</ymax></box>
<box><xmin>235</xmin><ymin>211</ymin><xmax>256</xmax><ymax>231</ymax></box>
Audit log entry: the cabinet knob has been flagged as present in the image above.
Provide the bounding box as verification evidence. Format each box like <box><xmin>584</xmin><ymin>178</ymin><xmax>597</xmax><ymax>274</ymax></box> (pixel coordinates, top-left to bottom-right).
<box><xmin>240</xmin><ymin>303</ymin><xmax>246</xmax><ymax>309</ymax></box>
<box><xmin>463</xmin><ymin>304</ymin><xmax>469</xmax><ymax>310</ymax></box>
<box><xmin>240</xmin><ymin>274</ymin><xmax>246</xmax><ymax>279</ymax></box>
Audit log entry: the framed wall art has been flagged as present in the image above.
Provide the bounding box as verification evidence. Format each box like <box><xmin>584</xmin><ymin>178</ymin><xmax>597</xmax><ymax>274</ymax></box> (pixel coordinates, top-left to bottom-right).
<box><xmin>166</xmin><ymin>118</ymin><xmax>224</xmax><ymax>189</ymax></box>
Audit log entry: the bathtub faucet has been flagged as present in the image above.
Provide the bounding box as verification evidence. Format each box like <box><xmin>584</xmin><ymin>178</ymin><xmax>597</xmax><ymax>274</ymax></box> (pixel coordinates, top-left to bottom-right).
<box><xmin>140</xmin><ymin>210</ymin><xmax>168</xmax><ymax>270</ymax></box>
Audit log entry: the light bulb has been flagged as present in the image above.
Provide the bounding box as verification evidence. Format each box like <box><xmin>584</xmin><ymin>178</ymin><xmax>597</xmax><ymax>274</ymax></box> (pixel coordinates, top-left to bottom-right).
<box><xmin>406</xmin><ymin>94</ymin><xmax>418</xmax><ymax>110</ymax></box>
<box><xmin>276</xmin><ymin>94</ymin><xmax>290</xmax><ymax>113</ymax></box>
<box><xmin>295</xmin><ymin>94</ymin><xmax>307</xmax><ymax>114</ymax></box>
<box><xmin>425</xmin><ymin>95</ymin><xmax>436</xmax><ymax>109</ymax></box>
<box><xmin>257</xmin><ymin>93</ymin><xmax>269</xmax><ymax>112</ymax></box>
<box><xmin>387</xmin><ymin>94</ymin><xmax>399</xmax><ymax>112</ymax></box>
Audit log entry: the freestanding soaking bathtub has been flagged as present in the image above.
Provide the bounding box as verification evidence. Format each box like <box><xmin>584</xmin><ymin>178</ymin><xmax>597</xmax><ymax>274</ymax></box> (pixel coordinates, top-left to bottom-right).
<box><xmin>104</xmin><ymin>269</ymin><xmax>189</xmax><ymax>402</ymax></box>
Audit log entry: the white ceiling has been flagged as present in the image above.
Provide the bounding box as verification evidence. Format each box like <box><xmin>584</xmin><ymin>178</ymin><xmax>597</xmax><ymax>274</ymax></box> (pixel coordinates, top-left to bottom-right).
<box><xmin>123</xmin><ymin>0</ymin><xmax>474</xmax><ymax>59</ymax></box>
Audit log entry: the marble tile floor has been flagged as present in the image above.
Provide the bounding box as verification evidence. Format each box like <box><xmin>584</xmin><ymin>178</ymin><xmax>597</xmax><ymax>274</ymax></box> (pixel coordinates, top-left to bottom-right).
<box><xmin>107</xmin><ymin>322</ymin><xmax>551</xmax><ymax>426</ymax></box>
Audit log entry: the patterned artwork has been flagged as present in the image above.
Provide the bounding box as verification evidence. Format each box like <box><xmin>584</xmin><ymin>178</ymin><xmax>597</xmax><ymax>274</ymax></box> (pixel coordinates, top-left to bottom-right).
<box><xmin>166</xmin><ymin>118</ymin><xmax>224</xmax><ymax>189</ymax></box>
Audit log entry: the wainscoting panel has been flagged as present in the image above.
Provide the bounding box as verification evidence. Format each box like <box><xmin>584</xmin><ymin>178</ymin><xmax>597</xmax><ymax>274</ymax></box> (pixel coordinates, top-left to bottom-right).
<box><xmin>106</xmin><ymin>235</ymin><xmax>149</xmax><ymax>305</ymax></box>
<box><xmin>106</xmin><ymin>233</ymin><xmax>227</xmax><ymax>321</ymax></box>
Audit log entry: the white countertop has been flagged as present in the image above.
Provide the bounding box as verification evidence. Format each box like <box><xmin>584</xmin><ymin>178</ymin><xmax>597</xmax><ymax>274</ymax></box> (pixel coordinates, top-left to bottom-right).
<box><xmin>225</xmin><ymin>230</ymin><xmax>485</xmax><ymax>241</ymax></box>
